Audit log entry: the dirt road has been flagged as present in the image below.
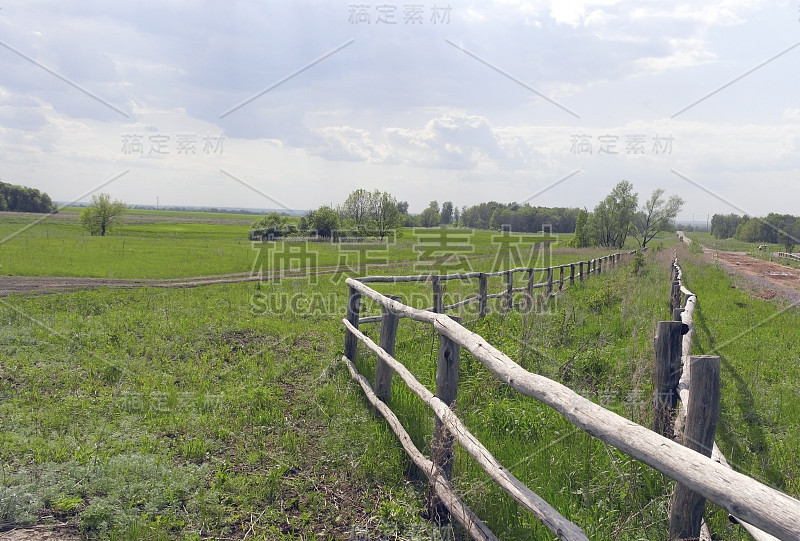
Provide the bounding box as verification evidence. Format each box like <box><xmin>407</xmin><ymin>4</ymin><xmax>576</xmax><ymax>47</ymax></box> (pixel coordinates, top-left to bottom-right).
<box><xmin>0</xmin><ymin>256</ymin><xmax>497</xmax><ymax>297</ymax></box>
<box><xmin>675</xmin><ymin>232</ymin><xmax>800</xmax><ymax>305</ymax></box>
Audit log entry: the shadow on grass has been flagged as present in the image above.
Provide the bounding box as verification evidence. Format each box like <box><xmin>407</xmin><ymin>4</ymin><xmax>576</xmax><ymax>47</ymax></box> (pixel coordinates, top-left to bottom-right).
<box><xmin>692</xmin><ymin>301</ymin><xmax>785</xmax><ymax>488</ymax></box>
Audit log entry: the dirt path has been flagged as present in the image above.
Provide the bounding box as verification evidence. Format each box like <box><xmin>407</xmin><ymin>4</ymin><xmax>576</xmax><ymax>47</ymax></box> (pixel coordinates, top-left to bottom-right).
<box><xmin>675</xmin><ymin>232</ymin><xmax>800</xmax><ymax>305</ymax></box>
<box><xmin>0</xmin><ymin>255</ymin><xmax>498</xmax><ymax>297</ymax></box>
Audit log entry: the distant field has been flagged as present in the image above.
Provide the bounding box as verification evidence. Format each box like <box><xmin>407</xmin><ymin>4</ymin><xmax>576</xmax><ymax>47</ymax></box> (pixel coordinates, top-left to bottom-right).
<box><xmin>689</xmin><ymin>232</ymin><xmax>774</xmax><ymax>253</ymax></box>
<box><xmin>0</xmin><ymin>210</ymin><xmax>593</xmax><ymax>279</ymax></box>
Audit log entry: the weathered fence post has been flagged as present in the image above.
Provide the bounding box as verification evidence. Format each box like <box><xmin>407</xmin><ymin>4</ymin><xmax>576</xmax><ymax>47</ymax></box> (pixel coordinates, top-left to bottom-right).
<box><xmin>429</xmin><ymin>315</ymin><xmax>462</xmax><ymax>524</ymax></box>
<box><xmin>525</xmin><ymin>268</ymin><xmax>535</xmax><ymax>309</ymax></box>
<box><xmin>578</xmin><ymin>261</ymin><xmax>584</xmax><ymax>282</ymax></box>
<box><xmin>569</xmin><ymin>263</ymin><xmax>575</xmax><ymax>285</ymax></box>
<box><xmin>344</xmin><ymin>286</ymin><xmax>361</xmax><ymax>361</ymax></box>
<box><xmin>653</xmin><ymin>321</ymin><xmax>683</xmax><ymax>438</ymax></box>
<box><xmin>559</xmin><ymin>266</ymin><xmax>565</xmax><ymax>291</ymax></box>
<box><xmin>546</xmin><ymin>267</ymin><xmax>553</xmax><ymax>297</ymax></box>
<box><xmin>673</xmin><ymin>308</ymin><xmax>685</xmax><ymax>322</ymax></box>
<box><xmin>478</xmin><ymin>273</ymin><xmax>487</xmax><ymax>319</ymax></box>
<box><xmin>374</xmin><ymin>295</ymin><xmax>400</xmax><ymax>403</ymax></box>
<box><xmin>669</xmin><ymin>355</ymin><xmax>721</xmax><ymax>540</ymax></box>
<box><xmin>432</xmin><ymin>275</ymin><xmax>444</xmax><ymax>314</ymax></box>
<box><xmin>670</xmin><ymin>280</ymin><xmax>681</xmax><ymax>313</ymax></box>
<box><xmin>503</xmin><ymin>270</ymin><xmax>514</xmax><ymax>312</ymax></box>
<box><xmin>598</xmin><ymin>257</ymin><xmax>603</xmax><ymax>274</ymax></box>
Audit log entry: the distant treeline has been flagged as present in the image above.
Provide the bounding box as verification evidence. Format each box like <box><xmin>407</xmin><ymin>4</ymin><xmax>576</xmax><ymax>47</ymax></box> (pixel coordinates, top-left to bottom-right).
<box><xmin>459</xmin><ymin>202</ymin><xmax>579</xmax><ymax>232</ymax></box>
<box><xmin>711</xmin><ymin>212</ymin><xmax>800</xmax><ymax>250</ymax></box>
<box><xmin>0</xmin><ymin>182</ymin><xmax>56</xmax><ymax>213</ymax></box>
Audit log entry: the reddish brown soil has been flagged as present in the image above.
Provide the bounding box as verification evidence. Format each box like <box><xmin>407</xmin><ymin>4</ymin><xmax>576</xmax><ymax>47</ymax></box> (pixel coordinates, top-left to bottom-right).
<box><xmin>706</xmin><ymin>250</ymin><xmax>800</xmax><ymax>304</ymax></box>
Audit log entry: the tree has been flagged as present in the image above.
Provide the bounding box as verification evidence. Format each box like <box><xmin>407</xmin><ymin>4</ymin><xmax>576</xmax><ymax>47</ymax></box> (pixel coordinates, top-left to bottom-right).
<box><xmin>307</xmin><ymin>206</ymin><xmax>339</xmax><ymax>239</ymax></box>
<box><xmin>453</xmin><ymin>206</ymin><xmax>460</xmax><ymax>226</ymax></box>
<box><xmin>569</xmin><ymin>209</ymin><xmax>591</xmax><ymax>248</ymax></box>
<box><xmin>419</xmin><ymin>201</ymin><xmax>441</xmax><ymax>227</ymax></box>
<box><xmin>591</xmin><ymin>181</ymin><xmax>637</xmax><ymax>248</ymax></box>
<box><xmin>341</xmin><ymin>188</ymin><xmax>372</xmax><ymax>234</ymax></box>
<box><xmin>79</xmin><ymin>193</ymin><xmax>126</xmax><ymax>236</ymax></box>
<box><xmin>397</xmin><ymin>201</ymin><xmax>409</xmax><ymax>215</ymax></box>
<box><xmin>711</xmin><ymin>213</ymin><xmax>742</xmax><ymax>239</ymax></box>
<box><xmin>734</xmin><ymin>216</ymin><xmax>763</xmax><ymax>242</ymax></box>
<box><xmin>441</xmin><ymin>201</ymin><xmax>454</xmax><ymax>225</ymax></box>
<box><xmin>0</xmin><ymin>181</ymin><xmax>56</xmax><ymax>213</ymax></box>
<box><xmin>632</xmin><ymin>189</ymin><xmax>684</xmax><ymax>248</ymax></box>
<box><xmin>370</xmin><ymin>190</ymin><xmax>402</xmax><ymax>241</ymax></box>
<box><xmin>250</xmin><ymin>212</ymin><xmax>296</xmax><ymax>240</ymax></box>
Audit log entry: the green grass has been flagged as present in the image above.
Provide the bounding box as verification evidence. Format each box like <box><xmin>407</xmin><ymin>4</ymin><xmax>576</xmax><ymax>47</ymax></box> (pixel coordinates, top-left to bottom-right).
<box><xmin>681</xmin><ymin>250</ymin><xmax>800</xmax><ymax>499</ymax></box>
<box><xmin>0</xmin><ymin>209</ymin><xmax>574</xmax><ymax>279</ymax></box>
<box><xmin>689</xmin><ymin>232</ymin><xmax>771</xmax><ymax>254</ymax></box>
<box><xmin>0</xmin><ymin>280</ymin><xmax>433</xmax><ymax>539</ymax></box>
<box><xmin>2</xmin><ymin>213</ymin><xmax>795</xmax><ymax>540</ymax></box>
<box><xmin>353</xmin><ymin>246</ymin><xmax>680</xmax><ymax>539</ymax></box>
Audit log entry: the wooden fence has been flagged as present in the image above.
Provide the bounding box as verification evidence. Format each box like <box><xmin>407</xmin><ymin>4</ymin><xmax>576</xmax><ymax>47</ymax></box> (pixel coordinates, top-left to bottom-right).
<box><xmin>341</xmin><ymin>251</ymin><xmax>800</xmax><ymax>540</ymax></box>
<box><xmin>354</xmin><ymin>250</ymin><xmax>637</xmax><ymax>324</ymax></box>
<box><xmin>660</xmin><ymin>256</ymin><xmax>784</xmax><ymax>541</ymax></box>
<box><xmin>776</xmin><ymin>252</ymin><xmax>800</xmax><ymax>264</ymax></box>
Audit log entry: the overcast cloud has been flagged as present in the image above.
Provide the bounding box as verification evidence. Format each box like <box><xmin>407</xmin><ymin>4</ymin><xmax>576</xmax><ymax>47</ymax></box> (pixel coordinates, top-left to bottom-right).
<box><xmin>0</xmin><ymin>0</ymin><xmax>798</xmax><ymax>219</ymax></box>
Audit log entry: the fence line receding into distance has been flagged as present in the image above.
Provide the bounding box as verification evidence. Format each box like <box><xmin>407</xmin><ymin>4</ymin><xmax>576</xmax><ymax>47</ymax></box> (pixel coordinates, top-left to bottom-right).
<box><xmin>341</xmin><ymin>248</ymin><xmax>800</xmax><ymax>540</ymax></box>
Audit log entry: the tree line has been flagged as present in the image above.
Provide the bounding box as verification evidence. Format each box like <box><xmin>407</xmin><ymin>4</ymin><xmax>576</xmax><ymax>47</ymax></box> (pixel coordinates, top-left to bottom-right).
<box><xmin>0</xmin><ymin>181</ymin><xmax>56</xmax><ymax>213</ymax></box>
<box><xmin>250</xmin><ymin>189</ymin><xmax>406</xmax><ymax>241</ymax></box>
<box><xmin>570</xmin><ymin>181</ymin><xmax>684</xmax><ymax>249</ymax></box>
<box><xmin>249</xmin><ymin>182</ymin><xmax>683</xmax><ymax>248</ymax></box>
<box><xmin>711</xmin><ymin>213</ymin><xmax>800</xmax><ymax>251</ymax></box>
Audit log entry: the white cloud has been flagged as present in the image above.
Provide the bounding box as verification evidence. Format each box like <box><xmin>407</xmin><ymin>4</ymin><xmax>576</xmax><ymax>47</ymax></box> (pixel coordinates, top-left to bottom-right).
<box><xmin>635</xmin><ymin>37</ymin><xmax>718</xmax><ymax>72</ymax></box>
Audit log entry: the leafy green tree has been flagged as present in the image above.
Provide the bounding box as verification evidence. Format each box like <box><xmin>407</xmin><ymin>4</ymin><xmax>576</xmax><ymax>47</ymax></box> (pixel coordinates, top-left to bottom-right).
<box><xmin>0</xmin><ymin>181</ymin><xmax>56</xmax><ymax>213</ymax></box>
<box><xmin>79</xmin><ymin>193</ymin><xmax>127</xmax><ymax>236</ymax></box>
<box><xmin>710</xmin><ymin>213</ymin><xmax>742</xmax><ymax>239</ymax></box>
<box><xmin>763</xmin><ymin>213</ymin><xmax>799</xmax><ymax>252</ymax></box>
<box><xmin>341</xmin><ymin>188</ymin><xmax>372</xmax><ymax>234</ymax></box>
<box><xmin>440</xmin><ymin>201</ymin><xmax>453</xmax><ymax>225</ymax></box>
<box><xmin>632</xmin><ymin>189</ymin><xmax>684</xmax><ymax>248</ymax></box>
<box><xmin>569</xmin><ymin>209</ymin><xmax>591</xmax><ymax>248</ymax></box>
<box><xmin>371</xmin><ymin>191</ymin><xmax>402</xmax><ymax>241</ymax></box>
<box><xmin>250</xmin><ymin>212</ymin><xmax>291</xmax><ymax>240</ymax></box>
<box><xmin>734</xmin><ymin>216</ymin><xmax>764</xmax><ymax>242</ymax></box>
<box><xmin>591</xmin><ymin>181</ymin><xmax>638</xmax><ymax>248</ymax></box>
<box><xmin>307</xmin><ymin>206</ymin><xmax>339</xmax><ymax>239</ymax></box>
<box><xmin>419</xmin><ymin>201</ymin><xmax>441</xmax><ymax>227</ymax></box>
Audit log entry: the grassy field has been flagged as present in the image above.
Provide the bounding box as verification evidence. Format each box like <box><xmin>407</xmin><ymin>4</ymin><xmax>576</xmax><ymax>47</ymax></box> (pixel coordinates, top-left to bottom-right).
<box><xmin>1</xmin><ymin>211</ymin><xmax>797</xmax><ymax>540</ymax></box>
<box><xmin>0</xmin><ymin>210</ymin><xmax>578</xmax><ymax>279</ymax></box>
<box><xmin>688</xmin><ymin>232</ymin><xmax>781</xmax><ymax>255</ymax></box>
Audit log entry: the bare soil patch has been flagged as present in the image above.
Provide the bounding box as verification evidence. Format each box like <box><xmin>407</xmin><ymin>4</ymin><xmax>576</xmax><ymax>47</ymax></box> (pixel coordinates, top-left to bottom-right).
<box><xmin>0</xmin><ymin>525</ymin><xmax>80</xmax><ymax>541</ymax></box>
<box><xmin>702</xmin><ymin>249</ymin><xmax>800</xmax><ymax>305</ymax></box>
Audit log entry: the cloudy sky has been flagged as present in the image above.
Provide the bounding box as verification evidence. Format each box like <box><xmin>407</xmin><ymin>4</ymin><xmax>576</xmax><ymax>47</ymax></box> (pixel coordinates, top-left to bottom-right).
<box><xmin>1</xmin><ymin>1</ymin><xmax>798</xmax><ymax>219</ymax></box>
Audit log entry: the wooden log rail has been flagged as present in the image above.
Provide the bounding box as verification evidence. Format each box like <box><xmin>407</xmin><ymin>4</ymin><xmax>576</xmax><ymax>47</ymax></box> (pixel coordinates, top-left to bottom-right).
<box><xmin>355</xmin><ymin>251</ymin><xmax>637</xmax><ymax>324</ymax></box>
<box><xmin>344</xmin><ymin>276</ymin><xmax>800</xmax><ymax>541</ymax></box>
<box><xmin>776</xmin><ymin>252</ymin><xmax>800</xmax><ymax>263</ymax></box>
<box><xmin>668</xmin><ymin>257</ymin><xmax>783</xmax><ymax>541</ymax></box>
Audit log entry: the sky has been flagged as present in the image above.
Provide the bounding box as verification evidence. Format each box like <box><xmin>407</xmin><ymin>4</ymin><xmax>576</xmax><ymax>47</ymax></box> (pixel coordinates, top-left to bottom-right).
<box><xmin>0</xmin><ymin>1</ymin><xmax>798</xmax><ymax>220</ymax></box>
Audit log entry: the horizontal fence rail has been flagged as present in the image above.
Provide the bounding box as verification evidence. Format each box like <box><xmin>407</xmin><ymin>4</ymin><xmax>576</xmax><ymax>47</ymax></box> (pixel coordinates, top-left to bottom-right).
<box><xmin>342</xmin><ymin>250</ymin><xmax>800</xmax><ymax>540</ymax></box>
<box><xmin>355</xmin><ymin>251</ymin><xmax>636</xmax><ymax>324</ymax></box>
<box><xmin>776</xmin><ymin>252</ymin><xmax>800</xmax><ymax>263</ymax></box>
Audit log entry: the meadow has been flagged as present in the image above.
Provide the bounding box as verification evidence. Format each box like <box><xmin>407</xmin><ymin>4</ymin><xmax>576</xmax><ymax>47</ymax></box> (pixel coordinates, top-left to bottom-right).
<box><xmin>0</xmin><ymin>210</ymin><xmax>574</xmax><ymax>279</ymax></box>
<box><xmin>0</xmin><ymin>210</ymin><xmax>797</xmax><ymax>540</ymax></box>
